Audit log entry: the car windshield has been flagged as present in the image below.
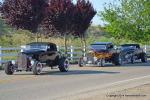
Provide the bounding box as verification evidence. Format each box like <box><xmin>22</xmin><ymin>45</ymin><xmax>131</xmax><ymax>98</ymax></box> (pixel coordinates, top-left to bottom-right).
<box><xmin>90</xmin><ymin>44</ymin><xmax>107</xmax><ymax>50</ymax></box>
<box><xmin>25</xmin><ymin>44</ymin><xmax>47</xmax><ymax>50</ymax></box>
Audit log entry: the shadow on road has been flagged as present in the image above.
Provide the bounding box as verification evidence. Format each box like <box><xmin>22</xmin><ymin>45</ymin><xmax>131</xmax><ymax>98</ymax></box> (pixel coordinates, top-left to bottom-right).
<box><xmin>13</xmin><ymin>70</ymin><xmax>120</xmax><ymax>76</ymax></box>
<box><xmin>40</xmin><ymin>70</ymin><xmax>120</xmax><ymax>76</ymax></box>
<box><xmin>98</xmin><ymin>61</ymin><xmax>150</xmax><ymax>67</ymax></box>
<box><xmin>122</xmin><ymin>62</ymin><xmax>150</xmax><ymax>67</ymax></box>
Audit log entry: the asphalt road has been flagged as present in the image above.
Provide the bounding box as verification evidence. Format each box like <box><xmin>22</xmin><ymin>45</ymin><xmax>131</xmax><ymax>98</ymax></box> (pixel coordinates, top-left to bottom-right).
<box><xmin>0</xmin><ymin>62</ymin><xmax>150</xmax><ymax>100</ymax></box>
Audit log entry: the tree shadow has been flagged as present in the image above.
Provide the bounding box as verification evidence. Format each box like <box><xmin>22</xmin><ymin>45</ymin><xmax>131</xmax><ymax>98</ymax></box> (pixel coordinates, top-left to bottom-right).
<box><xmin>119</xmin><ymin>60</ymin><xmax>150</xmax><ymax>67</ymax></box>
<box><xmin>98</xmin><ymin>61</ymin><xmax>150</xmax><ymax>67</ymax></box>
<box><xmin>122</xmin><ymin>62</ymin><xmax>150</xmax><ymax>67</ymax></box>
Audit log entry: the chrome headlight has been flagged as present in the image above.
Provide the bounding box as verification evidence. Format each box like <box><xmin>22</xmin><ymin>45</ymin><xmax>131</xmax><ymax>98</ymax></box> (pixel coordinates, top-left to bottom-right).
<box><xmin>89</xmin><ymin>50</ymin><xmax>93</xmax><ymax>53</ymax></box>
<box><xmin>30</xmin><ymin>60</ymin><xmax>35</xmax><ymax>66</ymax></box>
<box><xmin>83</xmin><ymin>57</ymin><xmax>87</xmax><ymax>61</ymax></box>
<box><xmin>94</xmin><ymin>57</ymin><xmax>97</xmax><ymax>61</ymax></box>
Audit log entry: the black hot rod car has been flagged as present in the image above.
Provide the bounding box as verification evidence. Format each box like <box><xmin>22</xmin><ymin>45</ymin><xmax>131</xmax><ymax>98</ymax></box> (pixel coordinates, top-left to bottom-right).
<box><xmin>78</xmin><ymin>42</ymin><xmax>122</xmax><ymax>67</ymax></box>
<box><xmin>120</xmin><ymin>44</ymin><xmax>147</xmax><ymax>63</ymax></box>
<box><xmin>4</xmin><ymin>42</ymin><xmax>69</xmax><ymax>75</ymax></box>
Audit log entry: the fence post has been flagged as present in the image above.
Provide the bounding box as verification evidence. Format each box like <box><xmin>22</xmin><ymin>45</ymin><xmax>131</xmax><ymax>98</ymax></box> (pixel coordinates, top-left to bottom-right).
<box><xmin>57</xmin><ymin>46</ymin><xmax>60</xmax><ymax>51</ymax></box>
<box><xmin>83</xmin><ymin>46</ymin><xmax>86</xmax><ymax>57</ymax></box>
<box><xmin>70</xmin><ymin>46</ymin><xmax>74</xmax><ymax>61</ymax></box>
<box><xmin>144</xmin><ymin>45</ymin><xmax>147</xmax><ymax>53</ymax></box>
<box><xmin>0</xmin><ymin>46</ymin><xmax>1</xmax><ymax>66</ymax></box>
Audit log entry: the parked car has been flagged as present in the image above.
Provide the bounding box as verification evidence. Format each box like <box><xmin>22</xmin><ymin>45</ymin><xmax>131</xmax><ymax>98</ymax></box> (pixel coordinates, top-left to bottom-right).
<box><xmin>78</xmin><ymin>42</ymin><xmax>122</xmax><ymax>67</ymax></box>
<box><xmin>120</xmin><ymin>44</ymin><xmax>147</xmax><ymax>63</ymax></box>
<box><xmin>4</xmin><ymin>42</ymin><xmax>69</xmax><ymax>75</ymax></box>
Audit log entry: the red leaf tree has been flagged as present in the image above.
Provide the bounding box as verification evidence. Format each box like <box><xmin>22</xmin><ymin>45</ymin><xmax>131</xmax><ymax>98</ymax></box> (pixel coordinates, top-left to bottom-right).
<box><xmin>41</xmin><ymin>0</ymin><xmax>96</xmax><ymax>54</ymax></box>
<box><xmin>41</xmin><ymin>0</ymin><xmax>75</xmax><ymax>54</ymax></box>
<box><xmin>1</xmin><ymin>0</ymin><xmax>47</xmax><ymax>33</ymax></box>
<box><xmin>73</xmin><ymin>0</ymin><xmax>96</xmax><ymax>53</ymax></box>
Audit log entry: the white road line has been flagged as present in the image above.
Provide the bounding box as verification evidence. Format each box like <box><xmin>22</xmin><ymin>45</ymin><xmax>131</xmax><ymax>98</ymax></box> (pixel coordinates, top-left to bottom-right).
<box><xmin>75</xmin><ymin>74</ymin><xmax>150</xmax><ymax>94</ymax></box>
<box><xmin>57</xmin><ymin>74</ymin><xmax>150</xmax><ymax>99</ymax></box>
<box><xmin>106</xmin><ymin>74</ymin><xmax>150</xmax><ymax>87</ymax></box>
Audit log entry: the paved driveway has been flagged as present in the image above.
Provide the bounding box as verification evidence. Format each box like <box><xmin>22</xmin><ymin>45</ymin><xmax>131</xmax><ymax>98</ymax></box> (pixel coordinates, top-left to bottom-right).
<box><xmin>0</xmin><ymin>62</ymin><xmax>150</xmax><ymax>100</ymax></box>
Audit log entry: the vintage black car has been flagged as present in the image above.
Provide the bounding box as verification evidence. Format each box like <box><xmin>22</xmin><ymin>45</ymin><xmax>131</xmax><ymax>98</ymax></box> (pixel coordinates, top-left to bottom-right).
<box><xmin>120</xmin><ymin>44</ymin><xmax>147</xmax><ymax>63</ymax></box>
<box><xmin>4</xmin><ymin>42</ymin><xmax>69</xmax><ymax>75</ymax></box>
<box><xmin>78</xmin><ymin>42</ymin><xmax>122</xmax><ymax>67</ymax></box>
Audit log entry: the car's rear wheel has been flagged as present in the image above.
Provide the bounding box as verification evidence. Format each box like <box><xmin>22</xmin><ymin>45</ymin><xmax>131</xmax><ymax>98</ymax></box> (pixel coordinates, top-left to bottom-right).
<box><xmin>32</xmin><ymin>61</ymin><xmax>43</xmax><ymax>75</ymax></box>
<box><xmin>59</xmin><ymin>58</ymin><xmax>69</xmax><ymax>72</ymax></box>
<box><xmin>131</xmin><ymin>55</ymin><xmax>136</xmax><ymax>64</ymax></box>
<box><xmin>4</xmin><ymin>61</ymin><xmax>14</xmax><ymax>75</ymax></box>
<box><xmin>141</xmin><ymin>53</ymin><xmax>147</xmax><ymax>63</ymax></box>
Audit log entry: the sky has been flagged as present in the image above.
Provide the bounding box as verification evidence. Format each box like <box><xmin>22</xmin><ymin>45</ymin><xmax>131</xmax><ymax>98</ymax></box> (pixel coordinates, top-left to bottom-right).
<box><xmin>0</xmin><ymin>0</ymin><xmax>115</xmax><ymax>25</ymax></box>
<box><xmin>88</xmin><ymin>0</ymin><xmax>115</xmax><ymax>25</ymax></box>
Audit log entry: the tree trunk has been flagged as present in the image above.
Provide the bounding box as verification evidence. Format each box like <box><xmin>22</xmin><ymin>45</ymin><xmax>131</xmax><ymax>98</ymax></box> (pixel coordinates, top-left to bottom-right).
<box><xmin>40</xmin><ymin>33</ymin><xmax>42</xmax><ymax>42</ymax></box>
<box><xmin>81</xmin><ymin>34</ymin><xmax>86</xmax><ymax>57</ymax></box>
<box><xmin>80</xmin><ymin>35</ymin><xmax>84</xmax><ymax>56</ymax></box>
<box><xmin>64</xmin><ymin>33</ymin><xmax>68</xmax><ymax>56</ymax></box>
<box><xmin>36</xmin><ymin>33</ymin><xmax>38</xmax><ymax>42</ymax></box>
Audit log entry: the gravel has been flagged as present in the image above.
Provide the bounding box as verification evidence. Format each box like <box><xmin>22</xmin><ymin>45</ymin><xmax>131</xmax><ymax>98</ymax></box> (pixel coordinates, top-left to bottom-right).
<box><xmin>85</xmin><ymin>84</ymin><xmax>150</xmax><ymax>100</ymax></box>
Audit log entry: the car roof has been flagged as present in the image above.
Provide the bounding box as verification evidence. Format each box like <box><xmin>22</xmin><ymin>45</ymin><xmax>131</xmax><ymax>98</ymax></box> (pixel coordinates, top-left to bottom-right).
<box><xmin>121</xmin><ymin>44</ymin><xmax>140</xmax><ymax>47</ymax></box>
<box><xmin>27</xmin><ymin>42</ymin><xmax>56</xmax><ymax>46</ymax></box>
<box><xmin>91</xmin><ymin>42</ymin><xmax>112</xmax><ymax>45</ymax></box>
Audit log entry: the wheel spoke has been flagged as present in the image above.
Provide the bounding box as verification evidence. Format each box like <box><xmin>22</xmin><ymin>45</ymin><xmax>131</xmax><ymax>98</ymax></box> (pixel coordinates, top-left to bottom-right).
<box><xmin>36</xmin><ymin>63</ymin><xmax>43</xmax><ymax>74</ymax></box>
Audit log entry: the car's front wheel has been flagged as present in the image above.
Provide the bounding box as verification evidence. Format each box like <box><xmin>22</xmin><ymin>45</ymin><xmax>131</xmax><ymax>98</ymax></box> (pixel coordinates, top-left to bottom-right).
<box><xmin>113</xmin><ymin>54</ymin><xmax>122</xmax><ymax>66</ymax></box>
<box><xmin>4</xmin><ymin>61</ymin><xmax>14</xmax><ymax>75</ymax></box>
<box><xmin>32</xmin><ymin>61</ymin><xmax>43</xmax><ymax>75</ymax></box>
<box><xmin>59</xmin><ymin>58</ymin><xmax>69</xmax><ymax>72</ymax></box>
<box><xmin>78</xmin><ymin>58</ymin><xmax>85</xmax><ymax>67</ymax></box>
<box><xmin>97</xmin><ymin>59</ymin><xmax>105</xmax><ymax>67</ymax></box>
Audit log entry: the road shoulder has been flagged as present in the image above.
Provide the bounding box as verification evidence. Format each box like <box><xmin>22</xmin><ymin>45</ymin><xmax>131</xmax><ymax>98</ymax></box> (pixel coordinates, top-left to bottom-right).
<box><xmin>58</xmin><ymin>75</ymin><xmax>150</xmax><ymax>100</ymax></box>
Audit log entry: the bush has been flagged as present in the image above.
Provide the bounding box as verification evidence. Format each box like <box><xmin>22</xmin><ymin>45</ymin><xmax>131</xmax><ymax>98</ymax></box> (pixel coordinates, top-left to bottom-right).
<box><xmin>0</xmin><ymin>29</ymin><xmax>34</xmax><ymax>46</ymax></box>
<box><xmin>0</xmin><ymin>28</ymin><xmax>147</xmax><ymax>47</ymax></box>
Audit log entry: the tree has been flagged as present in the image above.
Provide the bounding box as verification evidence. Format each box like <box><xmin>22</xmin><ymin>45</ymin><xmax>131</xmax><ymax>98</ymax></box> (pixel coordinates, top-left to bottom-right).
<box><xmin>41</xmin><ymin>0</ymin><xmax>96</xmax><ymax>54</ymax></box>
<box><xmin>41</xmin><ymin>0</ymin><xmax>75</xmax><ymax>54</ymax></box>
<box><xmin>73</xmin><ymin>0</ymin><xmax>96</xmax><ymax>53</ymax></box>
<box><xmin>0</xmin><ymin>0</ymin><xmax>47</xmax><ymax>33</ymax></box>
<box><xmin>99</xmin><ymin>0</ymin><xmax>150</xmax><ymax>44</ymax></box>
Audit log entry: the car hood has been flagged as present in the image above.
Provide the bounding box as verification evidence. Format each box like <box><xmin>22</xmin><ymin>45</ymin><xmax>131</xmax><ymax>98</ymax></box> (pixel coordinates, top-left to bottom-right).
<box><xmin>91</xmin><ymin>49</ymin><xmax>108</xmax><ymax>53</ymax></box>
<box><xmin>121</xmin><ymin>47</ymin><xmax>135</xmax><ymax>52</ymax></box>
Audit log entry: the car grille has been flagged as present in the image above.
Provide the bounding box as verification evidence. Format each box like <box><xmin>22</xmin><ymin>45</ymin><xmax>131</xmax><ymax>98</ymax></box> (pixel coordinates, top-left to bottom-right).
<box><xmin>17</xmin><ymin>53</ymin><xmax>28</xmax><ymax>70</ymax></box>
<box><xmin>90</xmin><ymin>52</ymin><xmax>112</xmax><ymax>59</ymax></box>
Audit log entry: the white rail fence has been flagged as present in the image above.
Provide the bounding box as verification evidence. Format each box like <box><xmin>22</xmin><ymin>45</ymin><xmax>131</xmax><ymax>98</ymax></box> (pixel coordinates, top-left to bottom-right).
<box><xmin>0</xmin><ymin>45</ymin><xmax>150</xmax><ymax>65</ymax></box>
<box><xmin>0</xmin><ymin>46</ymin><xmax>84</xmax><ymax>65</ymax></box>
